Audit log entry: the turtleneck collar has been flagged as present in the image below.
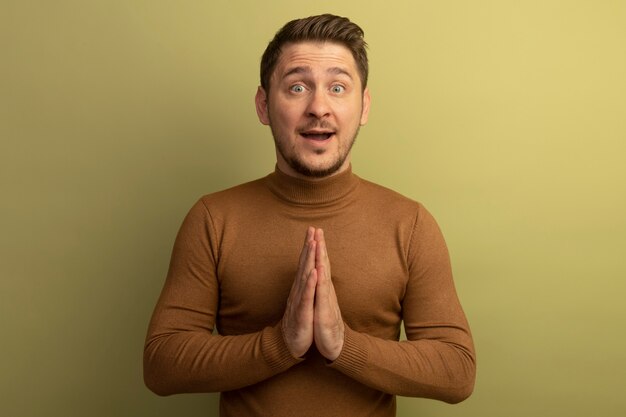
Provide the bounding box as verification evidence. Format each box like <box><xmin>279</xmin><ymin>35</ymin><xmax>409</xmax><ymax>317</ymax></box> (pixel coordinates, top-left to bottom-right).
<box><xmin>264</xmin><ymin>165</ymin><xmax>360</xmax><ymax>206</ymax></box>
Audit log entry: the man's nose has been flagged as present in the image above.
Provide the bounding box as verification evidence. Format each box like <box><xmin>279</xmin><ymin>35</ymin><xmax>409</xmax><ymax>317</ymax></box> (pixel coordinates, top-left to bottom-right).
<box><xmin>306</xmin><ymin>90</ymin><xmax>331</xmax><ymax>118</ymax></box>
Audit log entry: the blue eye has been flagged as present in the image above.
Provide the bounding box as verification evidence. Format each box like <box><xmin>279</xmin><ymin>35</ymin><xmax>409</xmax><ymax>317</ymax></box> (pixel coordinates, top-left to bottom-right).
<box><xmin>290</xmin><ymin>84</ymin><xmax>305</xmax><ymax>93</ymax></box>
<box><xmin>331</xmin><ymin>85</ymin><xmax>345</xmax><ymax>93</ymax></box>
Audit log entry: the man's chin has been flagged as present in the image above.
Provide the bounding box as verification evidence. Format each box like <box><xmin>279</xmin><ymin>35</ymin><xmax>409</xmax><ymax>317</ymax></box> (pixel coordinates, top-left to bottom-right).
<box><xmin>289</xmin><ymin>158</ymin><xmax>346</xmax><ymax>179</ymax></box>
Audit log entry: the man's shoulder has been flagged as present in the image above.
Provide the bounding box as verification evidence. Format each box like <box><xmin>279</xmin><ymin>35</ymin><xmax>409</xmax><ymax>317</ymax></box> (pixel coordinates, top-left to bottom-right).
<box><xmin>355</xmin><ymin>176</ymin><xmax>443</xmax><ymax>239</ymax></box>
<box><xmin>356</xmin><ymin>176</ymin><xmax>423</xmax><ymax>210</ymax></box>
<box><xmin>197</xmin><ymin>176</ymin><xmax>270</xmax><ymax>208</ymax></box>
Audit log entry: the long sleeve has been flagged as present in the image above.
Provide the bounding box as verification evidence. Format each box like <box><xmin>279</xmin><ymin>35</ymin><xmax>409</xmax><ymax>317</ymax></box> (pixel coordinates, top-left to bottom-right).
<box><xmin>143</xmin><ymin>199</ymin><xmax>300</xmax><ymax>395</ymax></box>
<box><xmin>143</xmin><ymin>170</ymin><xmax>475</xmax><ymax>416</ymax></box>
<box><xmin>329</xmin><ymin>205</ymin><xmax>476</xmax><ymax>403</ymax></box>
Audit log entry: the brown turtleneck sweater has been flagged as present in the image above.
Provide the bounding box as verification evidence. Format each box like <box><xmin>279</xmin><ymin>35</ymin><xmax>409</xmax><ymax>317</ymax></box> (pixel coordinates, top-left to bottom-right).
<box><xmin>144</xmin><ymin>167</ymin><xmax>475</xmax><ymax>416</ymax></box>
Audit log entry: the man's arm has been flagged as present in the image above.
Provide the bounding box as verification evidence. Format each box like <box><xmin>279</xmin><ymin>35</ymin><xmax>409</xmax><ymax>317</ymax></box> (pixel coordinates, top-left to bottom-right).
<box><xmin>143</xmin><ymin>200</ymin><xmax>313</xmax><ymax>395</ymax></box>
<box><xmin>317</xmin><ymin>206</ymin><xmax>476</xmax><ymax>403</ymax></box>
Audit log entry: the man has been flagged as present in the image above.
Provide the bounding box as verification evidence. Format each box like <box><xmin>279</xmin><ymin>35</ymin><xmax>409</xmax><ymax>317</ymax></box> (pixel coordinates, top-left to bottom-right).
<box><xmin>144</xmin><ymin>14</ymin><xmax>475</xmax><ymax>417</ymax></box>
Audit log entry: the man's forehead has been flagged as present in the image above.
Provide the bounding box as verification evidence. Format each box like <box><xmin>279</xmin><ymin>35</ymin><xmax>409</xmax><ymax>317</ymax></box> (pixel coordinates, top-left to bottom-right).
<box><xmin>274</xmin><ymin>41</ymin><xmax>357</xmax><ymax>77</ymax></box>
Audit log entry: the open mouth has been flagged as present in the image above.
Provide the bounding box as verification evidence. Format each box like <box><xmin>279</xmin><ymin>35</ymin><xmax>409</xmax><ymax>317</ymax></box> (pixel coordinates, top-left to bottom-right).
<box><xmin>300</xmin><ymin>131</ymin><xmax>335</xmax><ymax>141</ymax></box>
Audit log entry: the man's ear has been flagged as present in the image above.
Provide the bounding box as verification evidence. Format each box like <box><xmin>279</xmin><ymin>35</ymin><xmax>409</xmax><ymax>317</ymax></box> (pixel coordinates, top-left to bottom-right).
<box><xmin>255</xmin><ymin>86</ymin><xmax>270</xmax><ymax>125</ymax></box>
<box><xmin>360</xmin><ymin>87</ymin><xmax>371</xmax><ymax>126</ymax></box>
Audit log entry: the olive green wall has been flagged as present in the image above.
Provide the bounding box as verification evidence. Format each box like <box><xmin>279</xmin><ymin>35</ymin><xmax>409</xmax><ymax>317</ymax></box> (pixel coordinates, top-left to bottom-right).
<box><xmin>2</xmin><ymin>1</ymin><xmax>625</xmax><ymax>416</ymax></box>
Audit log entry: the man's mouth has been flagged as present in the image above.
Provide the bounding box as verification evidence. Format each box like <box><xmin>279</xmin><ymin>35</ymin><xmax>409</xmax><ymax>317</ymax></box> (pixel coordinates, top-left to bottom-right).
<box><xmin>300</xmin><ymin>130</ymin><xmax>335</xmax><ymax>141</ymax></box>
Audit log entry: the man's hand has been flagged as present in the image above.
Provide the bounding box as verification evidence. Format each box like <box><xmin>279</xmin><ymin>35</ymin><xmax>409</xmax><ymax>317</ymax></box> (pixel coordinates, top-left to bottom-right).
<box><xmin>313</xmin><ymin>228</ymin><xmax>345</xmax><ymax>361</ymax></box>
<box><xmin>282</xmin><ymin>227</ymin><xmax>345</xmax><ymax>361</ymax></box>
<box><xmin>281</xmin><ymin>227</ymin><xmax>317</xmax><ymax>358</ymax></box>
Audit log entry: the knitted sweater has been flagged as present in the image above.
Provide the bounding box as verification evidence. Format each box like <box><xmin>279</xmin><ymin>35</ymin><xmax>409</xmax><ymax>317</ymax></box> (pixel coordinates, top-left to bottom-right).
<box><xmin>144</xmin><ymin>167</ymin><xmax>476</xmax><ymax>417</ymax></box>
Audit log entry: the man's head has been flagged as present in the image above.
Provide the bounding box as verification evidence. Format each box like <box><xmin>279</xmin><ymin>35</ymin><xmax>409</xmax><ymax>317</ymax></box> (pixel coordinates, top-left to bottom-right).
<box><xmin>256</xmin><ymin>14</ymin><xmax>371</xmax><ymax>179</ymax></box>
<box><xmin>260</xmin><ymin>14</ymin><xmax>368</xmax><ymax>94</ymax></box>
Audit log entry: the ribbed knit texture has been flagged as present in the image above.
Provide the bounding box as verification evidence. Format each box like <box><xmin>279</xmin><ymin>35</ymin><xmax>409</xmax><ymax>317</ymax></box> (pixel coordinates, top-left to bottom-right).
<box><xmin>144</xmin><ymin>166</ymin><xmax>475</xmax><ymax>416</ymax></box>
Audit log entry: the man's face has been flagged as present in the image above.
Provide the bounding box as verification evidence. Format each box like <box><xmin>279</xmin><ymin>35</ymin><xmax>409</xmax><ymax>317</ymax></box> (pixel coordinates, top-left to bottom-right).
<box><xmin>256</xmin><ymin>41</ymin><xmax>370</xmax><ymax>179</ymax></box>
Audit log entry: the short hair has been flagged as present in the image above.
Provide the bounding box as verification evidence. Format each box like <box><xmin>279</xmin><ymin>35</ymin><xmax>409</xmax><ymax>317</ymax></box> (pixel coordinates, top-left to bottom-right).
<box><xmin>260</xmin><ymin>14</ymin><xmax>368</xmax><ymax>92</ymax></box>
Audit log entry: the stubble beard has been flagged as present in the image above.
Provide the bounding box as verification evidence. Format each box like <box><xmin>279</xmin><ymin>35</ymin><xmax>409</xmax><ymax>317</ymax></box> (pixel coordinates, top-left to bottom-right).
<box><xmin>271</xmin><ymin>125</ymin><xmax>359</xmax><ymax>178</ymax></box>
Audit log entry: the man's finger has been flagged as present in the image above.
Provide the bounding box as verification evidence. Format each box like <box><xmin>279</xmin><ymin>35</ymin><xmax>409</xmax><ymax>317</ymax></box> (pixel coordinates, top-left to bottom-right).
<box><xmin>299</xmin><ymin>268</ymin><xmax>318</xmax><ymax>312</ymax></box>
<box><xmin>315</xmin><ymin>228</ymin><xmax>331</xmax><ymax>278</ymax></box>
<box><xmin>293</xmin><ymin>229</ymin><xmax>316</xmax><ymax>297</ymax></box>
<box><xmin>297</xmin><ymin>227</ymin><xmax>315</xmax><ymax>272</ymax></box>
<box><xmin>315</xmin><ymin>264</ymin><xmax>329</xmax><ymax>298</ymax></box>
<box><xmin>314</xmin><ymin>263</ymin><xmax>344</xmax><ymax>361</ymax></box>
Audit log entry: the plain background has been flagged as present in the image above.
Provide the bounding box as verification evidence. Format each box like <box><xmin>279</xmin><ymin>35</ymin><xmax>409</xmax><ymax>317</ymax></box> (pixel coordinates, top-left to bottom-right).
<box><xmin>2</xmin><ymin>1</ymin><xmax>625</xmax><ymax>416</ymax></box>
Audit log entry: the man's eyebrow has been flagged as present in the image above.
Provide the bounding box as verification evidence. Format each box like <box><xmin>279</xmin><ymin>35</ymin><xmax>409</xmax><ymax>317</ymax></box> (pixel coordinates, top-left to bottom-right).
<box><xmin>327</xmin><ymin>67</ymin><xmax>353</xmax><ymax>79</ymax></box>
<box><xmin>283</xmin><ymin>66</ymin><xmax>312</xmax><ymax>78</ymax></box>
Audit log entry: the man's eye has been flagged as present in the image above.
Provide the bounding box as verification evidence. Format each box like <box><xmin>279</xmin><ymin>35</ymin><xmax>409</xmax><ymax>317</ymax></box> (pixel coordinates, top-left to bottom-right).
<box><xmin>290</xmin><ymin>85</ymin><xmax>305</xmax><ymax>93</ymax></box>
<box><xmin>331</xmin><ymin>85</ymin><xmax>345</xmax><ymax>94</ymax></box>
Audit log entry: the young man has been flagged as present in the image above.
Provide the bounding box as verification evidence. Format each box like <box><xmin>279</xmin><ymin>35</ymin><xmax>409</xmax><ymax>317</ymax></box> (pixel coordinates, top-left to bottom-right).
<box><xmin>144</xmin><ymin>14</ymin><xmax>475</xmax><ymax>417</ymax></box>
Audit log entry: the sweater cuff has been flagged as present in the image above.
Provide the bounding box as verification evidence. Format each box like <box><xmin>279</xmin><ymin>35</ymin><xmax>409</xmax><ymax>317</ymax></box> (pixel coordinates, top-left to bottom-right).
<box><xmin>327</xmin><ymin>324</ymin><xmax>367</xmax><ymax>378</ymax></box>
<box><xmin>260</xmin><ymin>323</ymin><xmax>303</xmax><ymax>372</ymax></box>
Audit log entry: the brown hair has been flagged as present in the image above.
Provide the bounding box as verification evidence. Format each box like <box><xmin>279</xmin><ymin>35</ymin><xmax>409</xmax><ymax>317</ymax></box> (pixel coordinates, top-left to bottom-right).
<box><xmin>260</xmin><ymin>14</ymin><xmax>368</xmax><ymax>92</ymax></box>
